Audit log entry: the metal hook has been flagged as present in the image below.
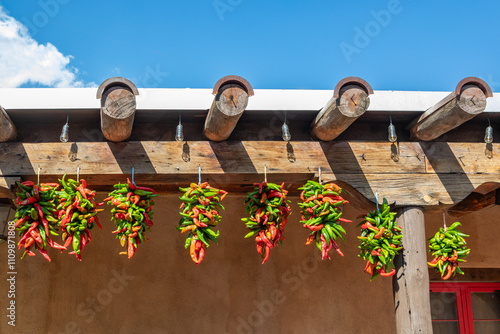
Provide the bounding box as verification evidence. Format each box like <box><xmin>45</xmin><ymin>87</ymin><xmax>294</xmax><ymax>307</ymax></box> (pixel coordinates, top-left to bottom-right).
<box><xmin>375</xmin><ymin>191</ymin><xmax>379</xmax><ymax>211</ymax></box>
<box><xmin>37</xmin><ymin>166</ymin><xmax>40</xmax><ymax>186</ymax></box>
<box><xmin>264</xmin><ymin>164</ymin><xmax>267</xmax><ymax>183</ymax></box>
<box><xmin>77</xmin><ymin>166</ymin><xmax>80</xmax><ymax>181</ymax></box>
<box><xmin>318</xmin><ymin>167</ymin><xmax>322</xmax><ymax>184</ymax></box>
<box><xmin>198</xmin><ymin>165</ymin><xmax>201</xmax><ymax>184</ymax></box>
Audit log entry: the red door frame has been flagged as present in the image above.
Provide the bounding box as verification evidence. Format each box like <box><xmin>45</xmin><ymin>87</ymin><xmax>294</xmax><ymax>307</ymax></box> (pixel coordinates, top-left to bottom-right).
<box><xmin>430</xmin><ymin>282</ymin><xmax>500</xmax><ymax>334</ymax></box>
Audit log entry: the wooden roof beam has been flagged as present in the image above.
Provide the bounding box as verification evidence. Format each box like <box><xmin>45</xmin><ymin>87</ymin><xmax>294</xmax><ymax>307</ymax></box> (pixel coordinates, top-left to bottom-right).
<box><xmin>0</xmin><ymin>106</ymin><xmax>17</xmax><ymax>142</ymax></box>
<box><xmin>97</xmin><ymin>77</ymin><xmax>139</xmax><ymax>142</ymax></box>
<box><xmin>311</xmin><ymin>77</ymin><xmax>373</xmax><ymax>141</ymax></box>
<box><xmin>203</xmin><ymin>75</ymin><xmax>254</xmax><ymax>141</ymax></box>
<box><xmin>407</xmin><ymin>77</ymin><xmax>493</xmax><ymax>141</ymax></box>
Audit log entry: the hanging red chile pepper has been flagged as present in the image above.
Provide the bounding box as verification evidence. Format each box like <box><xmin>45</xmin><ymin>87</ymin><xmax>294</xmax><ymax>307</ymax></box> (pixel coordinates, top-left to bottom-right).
<box><xmin>55</xmin><ymin>174</ymin><xmax>103</xmax><ymax>261</ymax></box>
<box><xmin>178</xmin><ymin>182</ymin><xmax>227</xmax><ymax>264</ymax></box>
<box><xmin>242</xmin><ymin>182</ymin><xmax>291</xmax><ymax>264</ymax></box>
<box><xmin>357</xmin><ymin>198</ymin><xmax>403</xmax><ymax>280</ymax></box>
<box><xmin>107</xmin><ymin>179</ymin><xmax>157</xmax><ymax>259</ymax></box>
<box><xmin>298</xmin><ymin>180</ymin><xmax>351</xmax><ymax>260</ymax></box>
<box><xmin>428</xmin><ymin>222</ymin><xmax>470</xmax><ymax>280</ymax></box>
<box><xmin>14</xmin><ymin>181</ymin><xmax>65</xmax><ymax>261</ymax></box>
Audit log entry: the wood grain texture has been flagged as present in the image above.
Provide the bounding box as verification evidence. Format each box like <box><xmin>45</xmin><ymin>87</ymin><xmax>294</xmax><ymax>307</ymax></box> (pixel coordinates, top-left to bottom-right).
<box><xmin>0</xmin><ymin>141</ymin><xmax>497</xmax><ymax>205</ymax></box>
<box><xmin>408</xmin><ymin>84</ymin><xmax>487</xmax><ymax>141</ymax></box>
<box><xmin>0</xmin><ymin>177</ymin><xmax>20</xmax><ymax>199</ymax></box>
<box><xmin>0</xmin><ymin>106</ymin><xmax>17</xmax><ymax>142</ymax></box>
<box><xmin>447</xmin><ymin>190</ymin><xmax>498</xmax><ymax>216</ymax></box>
<box><xmin>393</xmin><ymin>207</ymin><xmax>433</xmax><ymax>334</ymax></box>
<box><xmin>311</xmin><ymin>84</ymin><xmax>370</xmax><ymax>141</ymax></box>
<box><xmin>204</xmin><ymin>83</ymin><xmax>249</xmax><ymax>141</ymax></box>
<box><xmin>100</xmin><ymin>86</ymin><xmax>136</xmax><ymax>142</ymax></box>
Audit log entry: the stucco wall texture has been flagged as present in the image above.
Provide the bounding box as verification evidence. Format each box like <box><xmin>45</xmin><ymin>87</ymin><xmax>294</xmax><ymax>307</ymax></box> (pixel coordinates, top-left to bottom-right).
<box><xmin>2</xmin><ymin>193</ymin><xmax>498</xmax><ymax>334</ymax></box>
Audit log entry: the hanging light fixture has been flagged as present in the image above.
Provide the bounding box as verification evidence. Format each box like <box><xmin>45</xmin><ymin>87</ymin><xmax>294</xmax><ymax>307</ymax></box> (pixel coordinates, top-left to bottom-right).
<box><xmin>175</xmin><ymin>114</ymin><xmax>184</xmax><ymax>142</ymax></box>
<box><xmin>282</xmin><ymin>113</ymin><xmax>291</xmax><ymax>142</ymax></box>
<box><xmin>484</xmin><ymin>119</ymin><xmax>493</xmax><ymax>144</ymax></box>
<box><xmin>388</xmin><ymin>115</ymin><xmax>397</xmax><ymax>143</ymax></box>
<box><xmin>60</xmin><ymin>115</ymin><xmax>69</xmax><ymax>142</ymax></box>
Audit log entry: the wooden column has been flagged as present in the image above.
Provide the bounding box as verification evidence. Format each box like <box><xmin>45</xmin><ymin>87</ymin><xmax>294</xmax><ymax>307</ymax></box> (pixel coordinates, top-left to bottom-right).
<box><xmin>311</xmin><ymin>77</ymin><xmax>373</xmax><ymax>141</ymax></box>
<box><xmin>408</xmin><ymin>77</ymin><xmax>492</xmax><ymax>141</ymax></box>
<box><xmin>204</xmin><ymin>75</ymin><xmax>254</xmax><ymax>141</ymax></box>
<box><xmin>393</xmin><ymin>206</ymin><xmax>433</xmax><ymax>334</ymax></box>
<box><xmin>0</xmin><ymin>106</ymin><xmax>17</xmax><ymax>142</ymax></box>
<box><xmin>97</xmin><ymin>77</ymin><xmax>139</xmax><ymax>142</ymax></box>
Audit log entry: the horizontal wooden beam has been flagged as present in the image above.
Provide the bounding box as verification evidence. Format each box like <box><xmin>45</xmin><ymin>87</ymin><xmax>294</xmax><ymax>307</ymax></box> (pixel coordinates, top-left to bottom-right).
<box><xmin>0</xmin><ymin>141</ymin><xmax>497</xmax><ymax>206</ymax></box>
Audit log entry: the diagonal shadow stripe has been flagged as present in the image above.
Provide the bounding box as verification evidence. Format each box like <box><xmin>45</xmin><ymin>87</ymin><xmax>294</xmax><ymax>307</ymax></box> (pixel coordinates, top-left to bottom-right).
<box><xmin>419</xmin><ymin>142</ymin><xmax>475</xmax><ymax>203</ymax></box>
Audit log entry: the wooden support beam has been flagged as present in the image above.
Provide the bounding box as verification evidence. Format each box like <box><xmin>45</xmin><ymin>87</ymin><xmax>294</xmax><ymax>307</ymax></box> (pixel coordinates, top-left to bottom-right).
<box><xmin>0</xmin><ymin>141</ymin><xmax>498</xmax><ymax>206</ymax></box>
<box><xmin>97</xmin><ymin>77</ymin><xmax>139</xmax><ymax>142</ymax></box>
<box><xmin>408</xmin><ymin>77</ymin><xmax>492</xmax><ymax>141</ymax></box>
<box><xmin>204</xmin><ymin>75</ymin><xmax>253</xmax><ymax>141</ymax></box>
<box><xmin>447</xmin><ymin>189</ymin><xmax>498</xmax><ymax>216</ymax></box>
<box><xmin>393</xmin><ymin>207</ymin><xmax>433</xmax><ymax>334</ymax></box>
<box><xmin>311</xmin><ymin>77</ymin><xmax>373</xmax><ymax>141</ymax></box>
<box><xmin>0</xmin><ymin>106</ymin><xmax>17</xmax><ymax>142</ymax></box>
<box><xmin>0</xmin><ymin>177</ymin><xmax>20</xmax><ymax>199</ymax></box>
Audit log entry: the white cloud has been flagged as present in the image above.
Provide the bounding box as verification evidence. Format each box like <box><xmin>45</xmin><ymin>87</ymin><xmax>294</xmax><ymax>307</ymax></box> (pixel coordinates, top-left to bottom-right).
<box><xmin>0</xmin><ymin>6</ymin><xmax>91</xmax><ymax>88</ymax></box>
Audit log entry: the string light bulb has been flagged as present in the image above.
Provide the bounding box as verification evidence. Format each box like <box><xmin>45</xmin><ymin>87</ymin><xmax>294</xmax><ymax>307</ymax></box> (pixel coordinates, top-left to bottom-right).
<box><xmin>282</xmin><ymin>113</ymin><xmax>291</xmax><ymax>142</ymax></box>
<box><xmin>60</xmin><ymin>115</ymin><xmax>69</xmax><ymax>142</ymax></box>
<box><xmin>484</xmin><ymin>119</ymin><xmax>493</xmax><ymax>144</ymax></box>
<box><xmin>388</xmin><ymin>115</ymin><xmax>397</xmax><ymax>143</ymax></box>
<box><xmin>175</xmin><ymin>114</ymin><xmax>184</xmax><ymax>142</ymax></box>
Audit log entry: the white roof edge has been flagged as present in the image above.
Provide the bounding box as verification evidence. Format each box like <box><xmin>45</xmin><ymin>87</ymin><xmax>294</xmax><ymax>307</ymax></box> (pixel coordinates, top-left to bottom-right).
<box><xmin>0</xmin><ymin>88</ymin><xmax>499</xmax><ymax>112</ymax></box>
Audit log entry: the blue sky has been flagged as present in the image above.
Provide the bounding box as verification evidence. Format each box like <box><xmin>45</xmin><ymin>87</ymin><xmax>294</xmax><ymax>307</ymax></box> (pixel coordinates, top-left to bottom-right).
<box><xmin>1</xmin><ymin>0</ymin><xmax>499</xmax><ymax>91</ymax></box>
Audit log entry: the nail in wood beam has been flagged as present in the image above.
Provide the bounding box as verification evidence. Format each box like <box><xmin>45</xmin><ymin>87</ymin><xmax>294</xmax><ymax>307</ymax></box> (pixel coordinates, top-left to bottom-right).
<box><xmin>311</xmin><ymin>76</ymin><xmax>373</xmax><ymax>141</ymax></box>
<box><xmin>203</xmin><ymin>75</ymin><xmax>254</xmax><ymax>141</ymax></box>
<box><xmin>407</xmin><ymin>77</ymin><xmax>493</xmax><ymax>141</ymax></box>
<box><xmin>0</xmin><ymin>106</ymin><xmax>17</xmax><ymax>142</ymax></box>
<box><xmin>393</xmin><ymin>206</ymin><xmax>433</xmax><ymax>334</ymax></box>
<box><xmin>97</xmin><ymin>77</ymin><xmax>139</xmax><ymax>142</ymax></box>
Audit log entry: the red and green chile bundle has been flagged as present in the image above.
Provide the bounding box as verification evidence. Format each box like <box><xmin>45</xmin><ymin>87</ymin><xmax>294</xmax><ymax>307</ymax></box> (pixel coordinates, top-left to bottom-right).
<box><xmin>358</xmin><ymin>199</ymin><xmax>403</xmax><ymax>280</ymax></box>
<box><xmin>242</xmin><ymin>182</ymin><xmax>291</xmax><ymax>264</ymax></box>
<box><xmin>56</xmin><ymin>175</ymin><xmax>103</xmax><ymax>261</ymax></box>
<box><xmin>14</xmin><ymin>181</ymin><xmax>66</xmax><ymax>261</ymax></box>
<box><xmin>177</xmin><ymin>182</ymin><xmax>227</xmax><ymax>264</ymax></box>
<box><xmin>298</xmin><ymin>181</ymin><xmax>351</xmax><ymax>260</ymax></box>
<box><xmin>106</xmin><ymin>179</ymin><xmax>157</xmax><ymax>259</ymax></box>
<box><xmin>428</xmin><ymin>222</ymin><xmax>470</xmax><ymax>280</ymax></box>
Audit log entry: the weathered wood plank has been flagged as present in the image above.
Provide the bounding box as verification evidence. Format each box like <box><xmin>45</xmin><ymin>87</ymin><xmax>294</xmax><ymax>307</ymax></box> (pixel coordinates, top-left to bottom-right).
<box><xmin>0</xmin><ymin>177</ymin><xmax>20</xmax><ymax>199</ymax></box>
<box><xmin>0</xmin><ymin>106</ymin><xmax>17</xmax><ymax>142</ymax></box>
<box><xmin>393</xmin><ymin>207</ymin><xmax>433</xmax><ymax>334</ymax></box>
<box><xmin>0</xmin><ymin>141</ymin><xmax>497</xmax><ymax>206</ymax></box>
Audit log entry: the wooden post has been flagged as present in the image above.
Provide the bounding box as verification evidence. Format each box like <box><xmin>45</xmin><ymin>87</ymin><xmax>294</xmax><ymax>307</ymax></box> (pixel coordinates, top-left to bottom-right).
<box><xmin>311</xmin><ymin>77</ymin><xmax>373</xmax><ymax>141</ymax></box>
<box><xmin>0</xmin><ymin>106</ymin><xmax>17</xmax><ymax>142</ymax></box>
<box><xmin>393</xmin><ymin>206</ymin><xmax>433</xmax><ymax>334</ymax></box>
<box><xmin>407</xmin><ymin>77</ymin><xmax>492</xmax><ymax>141</ymax></box>
<box><xmin>97</xmin><ymin>77</ymin><xmax>139</xmax><ymax>142</ymax></box>
<box><xmin>203</xmin><ymin>75</ymin><xmax>254</xmax><ymax>141</ymax></box>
